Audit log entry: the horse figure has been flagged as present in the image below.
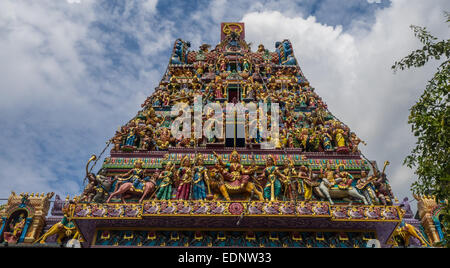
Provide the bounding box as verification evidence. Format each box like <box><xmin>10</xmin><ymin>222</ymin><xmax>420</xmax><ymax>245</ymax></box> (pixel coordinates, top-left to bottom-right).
<box><xmin>315</xmin><ymin>178</ymin><xmax>368</xmax><ymax>205</ymax></box>
<box><xmin>106</xmin><ymin>177</ymin><xmax>156</xmax><ymax>203</ymax></box>
<box><xmin>315</xmin><ymin>164</ymin><xmax>368</xmax><ymax>205</ymax></box>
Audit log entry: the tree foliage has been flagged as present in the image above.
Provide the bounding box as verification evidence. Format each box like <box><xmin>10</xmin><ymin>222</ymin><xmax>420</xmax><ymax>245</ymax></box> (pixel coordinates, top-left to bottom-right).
<box><xmin>392</xmin><ymin>12</ymin><xmax>449</xmax><ymax>247</ymax></box>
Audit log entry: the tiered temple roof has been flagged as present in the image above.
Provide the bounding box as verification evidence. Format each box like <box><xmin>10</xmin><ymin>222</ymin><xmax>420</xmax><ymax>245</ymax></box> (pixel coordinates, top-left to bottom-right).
<box><xmin>2</xmin><ymin>23</ymin><xmax>438</xmax><ymax>248</ymax></box>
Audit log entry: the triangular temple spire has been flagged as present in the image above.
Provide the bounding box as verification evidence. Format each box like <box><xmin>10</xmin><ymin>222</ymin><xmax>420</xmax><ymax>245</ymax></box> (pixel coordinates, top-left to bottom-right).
<box><xmin>65</xmin><ymin>23</ymin><xmax>401</xmax><ymax>248</ymax></box>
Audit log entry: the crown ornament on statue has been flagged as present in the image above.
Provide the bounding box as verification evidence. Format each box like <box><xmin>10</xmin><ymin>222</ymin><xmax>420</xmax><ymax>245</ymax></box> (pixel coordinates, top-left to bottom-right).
<box><xmin>230</xmin><ymin>150</ymin><xmax>240</xmax><ymax>161</ymax></box>
<box><xmin>336</xmin><ymin>163</ymin><xmax>346</xmax><ymax>171</ymax></box>
<box><xmin>134</xmin><ymin>159</ymin><xmax>144</xmax><ymax>168</ymax></box>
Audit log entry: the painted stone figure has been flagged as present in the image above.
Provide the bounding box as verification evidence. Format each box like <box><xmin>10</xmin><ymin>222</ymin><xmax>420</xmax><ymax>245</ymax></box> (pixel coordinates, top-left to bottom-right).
<box><xmin>212</xmin><ymin>150</ymin><xmax>264</xmax><ymax>201</ymax></box>
<box><xmin>106</xmin><ymin>160</ymin><xmax>156</xmax><ymax>203</ymax></box>
<box><xmin>316</xmin><ymin>164</ymin><xmax>368</xmax><ymax>205</ymax></box>
<box><xmin>191</xmin><ymin>154</ymin><xmax>211</xmax><ymax>200</ymax></box>
<box><xmin>281</xmin><ymin>159</ymin><xmax>298</xmax><ymax>200</ymax></box>
<box><xmin>371</xmin><ymin>161</ymin><xmax>394</xmax><ymax>205</ymax></box>
<box><xmin>35</xmin><ymin>201</ymin><xmax>80</xmax><ymax>244</ymax></box>
<box><xmin>3</xmin><ymin>213</ymin><xmax>26</xmax><ymax>243</ymax></box>
<box><xmin>156</xmin><ymin>162</ymin><xmax>175</xmax><ymax>200</ymax></box>
<box><xmin>299</xmin><ymin>164</ymin><xmax>320</xmax><ymax>201</ymax></box>
<box><xmin>175</xmin><ymin>156</ymin><xmax>192</xmax><ymax>200</ymax></box>
<box><xmin>260</xmin><ymin>155</ymin><xmax>287</xmax><ymax>201</ymax></box>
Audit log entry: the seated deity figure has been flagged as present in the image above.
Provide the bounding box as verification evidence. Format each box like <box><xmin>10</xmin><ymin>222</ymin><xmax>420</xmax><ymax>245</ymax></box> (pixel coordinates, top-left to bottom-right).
<box><xmin>212</xmin><ymin>150</ymin><xmax>264</xmax><ymax>201</ymax></box>
<box><xmin>319</xmin><ymin>163</ymin><xmax>338</xmax><ymax>188</ymax></box>
<box><xmin>214</xmin><ymin>83</ymin><xmax>224</xmax><ymax>99</ymax></box>
<box><xmin>155</xmin><ymin>128</ymin><xmax>172</xmax><ymax>150</ymax></box>
<box><xmin>3</xmin><ymin>213</ymin><xmax>26</xmax><ymax>244</ymax></box>
<box><xmin>213</xmin><ymin>151</ymin><xmax>255</xmax><ymax>188</ymax></box>
<box><xmin>335</xmin><ymin>164</ymin><xmax>354</xmax><ymax>190</ymax></box>
<box><xmin>356</xmin><ymin>170</ymin><xmax>378</xmax><ymax>205</ymax></box>
<box><xmin>257</xmin><ymin>44</ymin><xmax>266</xmax><ymax>53</ymax></box>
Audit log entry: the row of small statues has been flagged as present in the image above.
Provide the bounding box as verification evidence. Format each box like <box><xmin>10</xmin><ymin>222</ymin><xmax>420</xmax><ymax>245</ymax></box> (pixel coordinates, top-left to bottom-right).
<box><xmin>170</xmin><ymin>39</ymin><xmax>298</xmax><ymax>78</ymax></box>
<box><xmin>110</xmin><ymin>47</ymin><xmax>365</xmax><ymax>153</ymax></box>
<box><xmin>81</xmin><ymin>151</ymin><xmax>394</xmax><ymax>206</ymax></box>
<box><xmin>109</xmin><ymin>104</ymin><xmax>365</xmax><ymax>153</ymax></box>
<box><xmin>1</xmin><ymin>195</ymin><xmax>427</xmax><ymax>247</ymax></box>
<box><xmin>143</xmin><ymin>73</ymin><xmax>310</xmax><ymax>108</ymax></box>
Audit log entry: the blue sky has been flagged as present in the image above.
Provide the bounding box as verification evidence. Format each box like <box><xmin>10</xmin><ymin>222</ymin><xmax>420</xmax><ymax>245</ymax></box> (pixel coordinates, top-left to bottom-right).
<box><xmin>0</xmin><ymin>0</ymin><xmax>448</xmax><ymax>212</ymax></box>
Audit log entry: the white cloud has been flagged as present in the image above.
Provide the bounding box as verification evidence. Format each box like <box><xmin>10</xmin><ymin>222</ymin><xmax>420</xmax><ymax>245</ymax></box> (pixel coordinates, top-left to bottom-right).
<box><xmin>0</xmin><ymin>0</ymin><xmax>169</xmax><ymax>198</ymax></box>
<box><xmin>143</xmin><ymin>0</ymin><xmax>158</xmax><ymax>13</ymax></box>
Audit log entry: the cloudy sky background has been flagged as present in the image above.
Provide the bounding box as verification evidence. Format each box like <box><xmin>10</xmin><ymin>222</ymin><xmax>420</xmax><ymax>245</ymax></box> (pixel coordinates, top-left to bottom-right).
<box><xmin>0</xmin><ymin>0</ymin><xmax>448</xmax><ymax>211</ymax></box>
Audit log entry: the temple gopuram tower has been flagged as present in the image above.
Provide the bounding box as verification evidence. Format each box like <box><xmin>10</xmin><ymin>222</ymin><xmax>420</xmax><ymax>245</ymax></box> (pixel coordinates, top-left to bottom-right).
<box><xmin>70</xmin><ymin>22</ymin><xmax>404</xmax><ymax>248</ymax></box>
<box><xmin>3</xmin><ymin>23</ymin><xmax>437</xmax><ymax>248</ymax></box>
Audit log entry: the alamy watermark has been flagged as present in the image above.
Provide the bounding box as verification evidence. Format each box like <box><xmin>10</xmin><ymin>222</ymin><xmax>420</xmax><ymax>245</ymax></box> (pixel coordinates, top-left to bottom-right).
<box><xmin>170</xmin><ymin>95</ymin><xmax>280</xmax><ymax>149</ymax></box>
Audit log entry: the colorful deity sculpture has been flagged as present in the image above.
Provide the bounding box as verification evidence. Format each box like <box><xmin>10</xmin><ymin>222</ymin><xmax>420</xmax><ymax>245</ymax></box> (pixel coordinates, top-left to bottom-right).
<box><xmin>106</xmin><ymin>160</ymin><xmax>156</xmax><ymax>203</ymax></box>
<box><xmin>335</xmin><ymin>164</ymin><xmax>354</xmax><ymax>190</ymax></box>
<box><xmin>334</xmin><ymin>128</ymin><xmax>346</xmax><ymax>148</ymax></box>
<box><xmin>371</xmin><ymin>161</ymin><xmax>394</xmax><ymax>205</ymax></box>
<box><xmin>260</xmin><ymin>155</ymin><xmax>287</xmax><ymax>201</ymax></box>
<box><xmin>211</xmin><ymin>151</ymin><xmax>264</xmax><ymax>201</ymax></box>
<box><xmin>321</xmin><ymin>128</ymin><xmax>333</xmax><ymax>151</ymax></box>
<box><xmin>111</xmin><ymin>130</ymin><xmax>125</xmax><ymax>152</ymax></box>
<box><xmin>257</xmin><ymin>44</ymin><xmax>265</xmax><ymax>53</ymax></box>
<box><xmin>191</xmin><ymin>154</ymin><xmax>211</xmax><ymax>200</ymax></box>
<box><xmin>218</xmin><ymin>57</ymin><xmax>227</xmax><ymax>73</ymax></box>
<box><xmin>242</xmin><ymin>58</ymin><xmax>251</xmax><ymax>72</ymax></box>
<box><xmin>111</xmin><ymin>160</ymin><xmax>145</xmax><ymax>194</ymax></box>
<box><xmin>175</xmin><ymin>156</ymin><xmax>192</xmax><ymax>200</ymax></box>
<box><xmin>155</xmin><ymin>162</ymin><xmax>175</xmax><ymax>200</ymax></box>
<box><xmin>2</xmin><ymin>213</ymin><xmax>26</xmax><ymax>244</ymax></box>
<box><xmin>355</xmin><ymin>170</ymin><xmax>379</xmax><ymax>205</ymax></box>
<box><xmin>281</xmin><ymin>159</ymin><xmax>298</xmax><ymax>200</ymax></box>
<box><xmin>392</xmin><ymin>221</ymin><xmax>430</xmax><ymax>247</ymax></box>
<box><xmin>35</xmin><ymin>201</ymin><xmax>80</xmax><ymax>244</ymax></box>
<box><xmin>319</xmin><ymin>163</ymin><xmax>337</xmax><ymax>188</ymax></box>
<box><xmin>155</xmin><ymin>128</ymin><xmax>172</xmax><ymax>150</ymax></box>
<box><xmin>316</xmin><ymin>164</ymin><xmax>368</xmax><ymax>205</ymax></box>
<box><xmin>215</xmin><ymin>83</ymin><xmax>224</xmax><ymax>99</ymax></box>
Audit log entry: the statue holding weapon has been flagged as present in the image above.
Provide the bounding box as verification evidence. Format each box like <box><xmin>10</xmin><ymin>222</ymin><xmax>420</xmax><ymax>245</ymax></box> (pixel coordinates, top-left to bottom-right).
<box><xmin>372</xmin><ymin>161</ymin><xmax>394</xmax><ymax>205</ymax></box>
